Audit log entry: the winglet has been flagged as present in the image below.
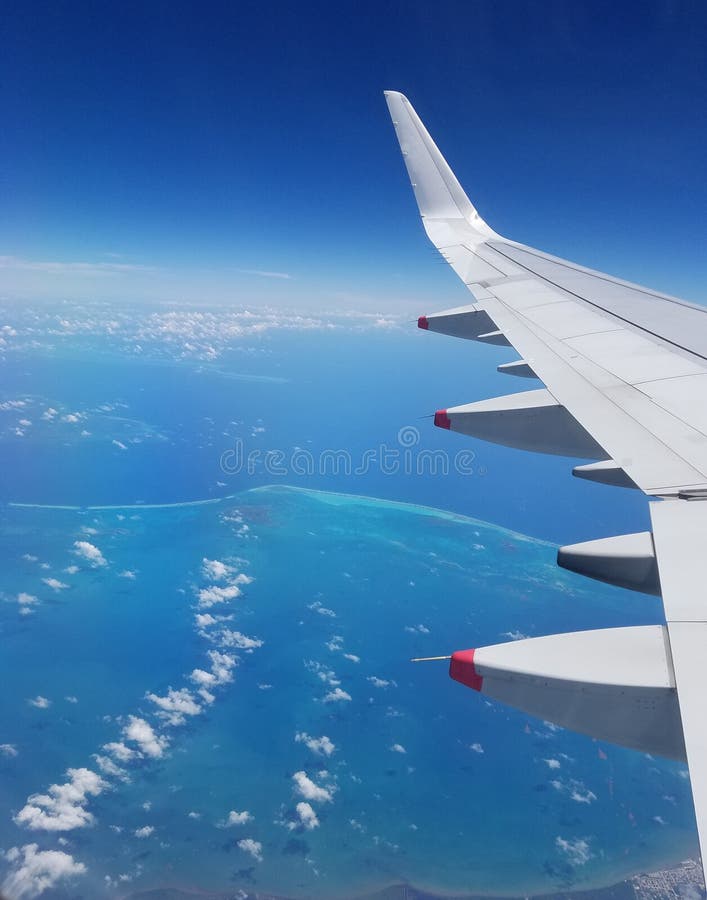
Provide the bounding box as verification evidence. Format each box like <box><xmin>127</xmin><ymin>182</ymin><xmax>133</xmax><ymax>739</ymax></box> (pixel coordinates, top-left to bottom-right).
<box><xmin>384</xmin><ymin>91</ymin><xmax>494</xmax><ymax>235</ymax></box>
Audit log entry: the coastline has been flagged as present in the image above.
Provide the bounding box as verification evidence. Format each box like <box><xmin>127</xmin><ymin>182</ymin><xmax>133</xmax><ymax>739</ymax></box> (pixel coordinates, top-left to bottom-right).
<box><xmin>122</xmin><ymin>857</ymin><xmax>704</xmax><ymax>900</ymax></box>
<box><xmin>6</xmin><ymin>482</ymin><xmax>555</xmax><ymax>547</ymax></box>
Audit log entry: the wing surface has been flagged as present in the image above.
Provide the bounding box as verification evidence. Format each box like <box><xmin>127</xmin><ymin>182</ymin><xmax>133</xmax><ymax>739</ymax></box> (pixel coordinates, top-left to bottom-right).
<box><xmin>385</xmin><ymin>90</ymin><xmax>707</xmax><ymax>867</ymax></box>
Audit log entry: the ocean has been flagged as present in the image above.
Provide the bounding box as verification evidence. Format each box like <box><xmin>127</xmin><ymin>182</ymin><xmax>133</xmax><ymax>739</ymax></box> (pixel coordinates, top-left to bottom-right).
<box><xmin>0</xmin><ymin>305</ymin><xmax>696</xmax><ymax>898</ymax></box>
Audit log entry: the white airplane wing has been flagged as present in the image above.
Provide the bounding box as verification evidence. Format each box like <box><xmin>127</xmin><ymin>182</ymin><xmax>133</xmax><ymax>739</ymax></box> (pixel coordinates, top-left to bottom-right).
<box><xmin>385</xmin><ymin>90</ymin><xmax>707</xmax><ymax>866</ymax></box>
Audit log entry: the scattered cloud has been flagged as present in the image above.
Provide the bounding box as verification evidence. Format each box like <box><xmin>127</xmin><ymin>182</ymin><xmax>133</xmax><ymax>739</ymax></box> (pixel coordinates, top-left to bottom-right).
<box><xmin>236</xmin><ymin>268</ymin><xmax>292</xmax><ymax>280</ymax></box>
<box><xmin>134</xmin><ymin>825</ymin><xmax>154</xmax><ymax>838</ymax></box>
<box><xmin>217</xmin><ymin>629</ymin><xmax>263</xmax><ymax>650</ymax></box>
<box><xmin>122</xmin><ymin>716</ymin><xmax>168</xmax><ymax>759</ymax></box>
<box><xmin>367</xmin><ymin>676</ymin><xmax>395</xmax><ymax>689</ymax></box>
<box><xmin>201</xmin><ymin>558</ymin><xmax>233</xmax><ymax>580</ymax></box>
<box><xmin>390</xmin><ymin>744</ymin><xmax>406</xmax><ymax>754</ymax></box>
<box><xmin>14</xmin><ymin>768</ymin><xmax>105</xmax><ymax>832</ymax></box>
<box><xmin>145</xmin><ymin>688</ymin><xmax>202</xmax><ymax>727</ymax></box>
<box><xmin>0</xmin><ymin>255</ymin><xmax>152</xmax><ymax>276</ymax></box>
<box><xmin>308</xmin><ymin>600</ymin><xmax>336</xmax><ymax>618</ymax></box>
<box><xmin>292</xmin><ymin>771</ymin><xmax>334</xmax><ymax>803</ymax></box>
<box><xmin>295</xmin><ymin>732</ymin><xmax>335</xmax><ymax>757</ymax></box>
<box><xmin>470</xmin><ymin>743</ymin><xmax>484</xmax><ymax>754</ymax></box>
<box><xmin>41</xmin><ymin>578</ymin><xmax>68</xmax><ymax>592</ymax></box>
<box><xmin>0</xmin><ymin>743</ymin><xmax>18</xmax><ymax>757</ymax></box>
<box><xmin>323</xmin><ymin>687</ymin><xmax>351</xmax><ymax>704</ymax></box>
<box><xmin>570</xmin><ymin>786</ymin><xmax>597</xmax><ymax>804</ymax></box>
<box><xmin>197</xmin><ymin>584</ymin><xmax>242</xmax><ymax>608</ymax></box>
<box><xmin>102</xmin><ymin>741</ymin><xmax>138</xmax><ymax>763</ymax></box>
<box><xmin>291</xmin><ymin>802</ymin><xmax>319</xmax><ymax>831</ymax></box>
<box><xmin>555</xmin><ymin>836</ymin><xmax>592</xmax><ymax>866</ymax></box>
<box><xmin>73</xmin><ymin>541</ymin><xmax>107</xmax><ymax>567</ymax></box>
<box><xmin>237</xmin><ymin>838</ymin><xmax>263</xmax><ymax>861</ymax></box>
<box><xmin>220</xmin><ymin>810</ymin><xmax>253</xmax><ymax>827</ymax></box>
<box><xmin>543</xmin><ymin>758</ymin><xmax>561</xmax><ymax>770</ymax></box>
<box><xmin>2</xmin><ymin>843</ymin><xmax>86</xmax><ymax>898</ymax></box>
<box><xmin>27</xmin><ymin>696</ymin><xmax>51</xmax><ymax>710</ymax></box>
<box><xmin>93</xmin><ymin>754</ymin><xmax>129</xmax><ymax>782</ymax></box>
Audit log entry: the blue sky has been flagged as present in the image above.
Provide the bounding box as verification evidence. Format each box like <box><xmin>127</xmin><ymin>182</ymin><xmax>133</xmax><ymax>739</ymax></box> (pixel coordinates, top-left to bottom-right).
<box><xmin>2</xmin><ymin>0</ymin><xmax>707</xmax><ymax>308</ymax></box>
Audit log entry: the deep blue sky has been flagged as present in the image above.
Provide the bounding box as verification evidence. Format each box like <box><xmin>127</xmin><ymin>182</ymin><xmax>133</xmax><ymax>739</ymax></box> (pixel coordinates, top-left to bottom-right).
<box><xmin>2</xmin><ymin>0</ymin><xmax>707</xmax><ymax>308</ymax></box>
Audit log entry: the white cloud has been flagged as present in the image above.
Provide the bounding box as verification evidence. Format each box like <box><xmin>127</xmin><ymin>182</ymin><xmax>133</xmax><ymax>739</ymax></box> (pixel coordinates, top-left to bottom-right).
<box><xmin>390</xmin><ymin>744</ymin><xmax>406</xmax><ymax>754</ymax></box>
<box><xmin>14</xmin><ymin>768</ymin><xmax>105</xmax><ymax>832</ymax></box>
<box><xmin>27</xmin><ymin>696</ymin><xmax>51</xmax><ymax>710</ymax></box>
<box><xmin>112</xmin><ymin>439</ymin><xmax>128</xmax><ymax>450</ymax></box>
<box><xmin>237</xmin><ymin>838</ymin><xmax>263</xmax><ymax>861</ymax></box>
<box><xmin>404</xmin><ymin>624</ymin><xmax>429</xmax><ymax>634</ymax></box>
<box><xmin>237</xmin><ymin>268</ymin><xmax>292</xmax><ymax>280</ymax></box>
<box><xmin>17</xmin><ymin>593</ymin><xmax>39</xmax><ymax>608</ymax></box>
<box><xmin>64</xmin><ymin>695</ymin><xmax>78</xmax><ymax>704</ymax></box>
<box><xmin>189</xmin><ymin>649</ymin><xmax>237</xmax><ymax>693</ymax></box>
<box><xmin>122</xmin><ymin>716</ymin><xmax>168</xmax><ymax>758</ymax></box>
<box><xmin>0</xmin><ymin>255</ymin><xmax>151</xmax><ymax>275</ymax></box>
<box><xmin>102</xmin><ymin>741</ymin><xmax>138</xmax><ymax>763</ymax></box>
<box><xmin>93</xmin><ymin>755</ymin><xmax>129</xmax><ymax>782</ymax></box>
<box><xmin>570</xmin><ymin>786</ymin><xmax>597</xmax><ymax>804</ymax></box>
<box><xmin>0</xmin><ymin>743</ymin><xmax>18</xmax><ymax>757</ymax></box>
<box><xmin>295</xmin><ymin>732</ymin><xmax>335</xmax><ymax>757</ymax></box>
<box><xmin>146</xmin><ymin>687</ymin><xmax>202</xmax><ymax>726</ymax></box>
<box><xmin>292</xmin><ymin>771</ymin><xmax>334</xmax><ymax>803</ymax></box>
<box><xmin>134</xmin><ymin>825</ymin><xmax>154</xmax><ymax>838</ymax></box>
<box><xmin>197</xmin><ymin>584</ymin><xmax>242</xmax><ymax>608</ymax></box>
<box><xmin>367</xmin><ymin>676</ymin><xmax>395</xmax><ymax>689</ymax></box>
<box><xmin>305</xmin><ymin>659</ymin><xmax>340</xmax><ymax>687</ymax></box>
<box><xmin>502</xmin><ymin>630</ymin><xmax>529</xmax><ymax>641</ymax></box>
<box><xmin>201</xmin><ymin>558</ymin><xmax>233</xmax><ymax>580</ymax></box>
<box><xmin>323</xmin><ymin>687</ymin><xmax>351</xmax><ymax>703</ymax></box>
<box><xmin>343</xmin><ymin>653</ymin><xmax>360</xmax><ymax>663</ymax></box>
<box><xmin>291</xmin><ymin>802</ymin><xmax>319</xmax><ymax>831</ymax></box>
<box><xmin>217</xmin><ymin>629</ymin><xmax>263</xmax><ymax>650</ymax></box>
<box><xmin>72</xmin><ymin>541</ymin><xmax>106</xmax><ymax>567</ymax></box>
<box><xmin>543</xmin><ymin>758</ymin><xmax>561</xmax><ymax>770</ymax></box>
<box><xmin>2</xmin><ymin>843</ymin><xmax>86</xmax><ymax>898</ymax></box>
<box><xmin>119</xmin><ymin>569</ymin><xmax>137</xmax><ymax>579</ymax></box>
<box><xmin>555</xmin><ymin>836</ymin><xmax>592</xmax><ymax>866</ymax></box>
<box><xmin>308</xmin><ymin>600</ymin><xmax>336</xmax><ymax>618</ymax></box>
<box><xmin>221</xmin><ymin>810</ymin><xmax>252</xmax><ymax>827</ymax></box>
<box><xmin>470</xmin><ymin>743</ymin><xmax>484</xmax><ymax>754</ymax></box>
<box><xmin>63</xmin><ymin>565</ymin><xmax>79</xmax><ymax>575</ymax></box>
<box><xmin>188</xmin><ymin>811</ymin><xmax>201</xmax><ymax>819</ymax></box>
<box><xmin>41</xmin><ymin>578</ymin><xmax>68</xmax><ymax>592</ymax></box>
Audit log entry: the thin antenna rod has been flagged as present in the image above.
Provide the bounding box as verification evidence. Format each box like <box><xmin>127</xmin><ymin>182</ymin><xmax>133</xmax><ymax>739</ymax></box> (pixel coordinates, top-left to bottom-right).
<box><xmin>410</xmin><ymin>655</ymin><xmax>451</xmax><ymax>662</ymax></box>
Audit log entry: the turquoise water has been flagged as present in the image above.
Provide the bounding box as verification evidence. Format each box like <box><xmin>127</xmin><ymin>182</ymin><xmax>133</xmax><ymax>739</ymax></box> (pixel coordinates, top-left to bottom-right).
<box><xmin>0</xmin><ymin>485</ymin><xmax>696</xmax><ymax>898</ymax></box>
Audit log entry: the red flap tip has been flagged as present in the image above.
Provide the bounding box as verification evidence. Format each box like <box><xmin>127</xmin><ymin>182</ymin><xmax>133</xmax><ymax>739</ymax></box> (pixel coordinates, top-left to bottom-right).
<box><xmin>449</xmin><ymin>649</ymin><xmax>483</xmax><ymax>691</ymax></box>
<box><xmin>418</xmin><ymin>315</ymin><xmax>429</xmax><ymax>330</ymax></box>
<box><xmin>434</xmin><ymin>409</ymin><xmax>451</xmax><ymax>429</ymax></box>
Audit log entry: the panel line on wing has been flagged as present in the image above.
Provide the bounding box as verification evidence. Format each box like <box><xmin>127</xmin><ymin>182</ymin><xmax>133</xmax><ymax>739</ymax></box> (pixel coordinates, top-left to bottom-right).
<box><xmin>485</xmin><ymin>242</ymin><xmax>707</xmax><ymax>364</ymax></box>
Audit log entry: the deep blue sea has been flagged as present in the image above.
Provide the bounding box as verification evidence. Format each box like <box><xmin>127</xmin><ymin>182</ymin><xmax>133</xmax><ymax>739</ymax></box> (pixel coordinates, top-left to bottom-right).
<box><xmin>0</xmin><ymin>303</ymin><xmax>696</xmax><ymax>898</ymax></box>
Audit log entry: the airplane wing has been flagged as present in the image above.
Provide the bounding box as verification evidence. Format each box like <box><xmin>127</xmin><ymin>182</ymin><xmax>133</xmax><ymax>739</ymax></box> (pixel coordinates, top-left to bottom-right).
<box><xmin>385</xmin><ymin>90</ymin><xmax>707</xmax><ymax>866</ymax></box>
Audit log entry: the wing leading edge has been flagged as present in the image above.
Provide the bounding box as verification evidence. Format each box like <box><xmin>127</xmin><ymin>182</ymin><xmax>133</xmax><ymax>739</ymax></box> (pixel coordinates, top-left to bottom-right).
<box><xmin>385</xmin><ymin>90</ymin><xmax>707</xmax><ymax>868</ymax></box>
